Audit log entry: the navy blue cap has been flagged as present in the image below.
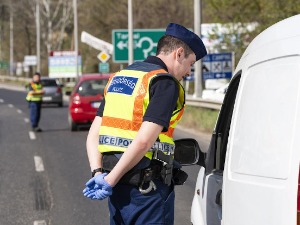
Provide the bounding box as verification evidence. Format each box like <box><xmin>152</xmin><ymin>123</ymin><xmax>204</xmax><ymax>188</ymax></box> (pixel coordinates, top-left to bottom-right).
<box><xmin>165</xmin><ymin>23</ymin><xmax>207</xmax><ymax>61</ymax></box>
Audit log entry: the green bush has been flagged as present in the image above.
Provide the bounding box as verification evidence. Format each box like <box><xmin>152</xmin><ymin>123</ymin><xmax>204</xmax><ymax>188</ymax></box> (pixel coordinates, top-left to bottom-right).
<box><xmin>179</xmin><ymin>105</ymin><xmax>219</xmax><ymax>133</ymax></box>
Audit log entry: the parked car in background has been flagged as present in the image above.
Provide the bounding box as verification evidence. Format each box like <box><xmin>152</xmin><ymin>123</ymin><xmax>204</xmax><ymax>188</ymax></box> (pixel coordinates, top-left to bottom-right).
<box><xmin>40</xmin><ymin>77</ymin><xmax>63</xmax><ymax>107</ymax></box>
<box><xmin>68</xmin><ymin>74</ymin><xmax>110</xmax><ymax>131</ymax></box>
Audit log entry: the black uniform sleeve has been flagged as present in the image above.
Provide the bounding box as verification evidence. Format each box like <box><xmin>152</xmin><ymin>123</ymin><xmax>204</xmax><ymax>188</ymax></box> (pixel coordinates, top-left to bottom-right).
<box><xmin>96</xmin><ymin>98</ymin><xmax>105</xmax><ymax>117</ymax></box>
<box><xmin>143</xmin><ymin>76</ymin><xmax>179</xmax><ymax>132</ymax></box>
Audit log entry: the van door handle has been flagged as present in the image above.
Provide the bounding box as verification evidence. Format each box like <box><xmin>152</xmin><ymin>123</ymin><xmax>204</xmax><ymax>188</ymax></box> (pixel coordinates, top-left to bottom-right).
<box><xmin>215</xmin><ymin>189</ymin><xmax>222</xmax><ymax>206</ymax></box>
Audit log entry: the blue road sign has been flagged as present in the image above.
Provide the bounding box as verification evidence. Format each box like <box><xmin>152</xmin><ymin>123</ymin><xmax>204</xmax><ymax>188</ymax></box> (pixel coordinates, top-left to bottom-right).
<box><xmin>202</xmin><ymin>52</ymin><xmax>233</xmax><ymax>80</ymax></box>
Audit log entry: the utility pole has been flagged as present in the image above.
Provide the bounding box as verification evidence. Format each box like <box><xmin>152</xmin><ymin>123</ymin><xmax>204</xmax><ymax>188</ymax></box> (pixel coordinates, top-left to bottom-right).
<box><xmin>128</xmin><ymin>0</ymin><xmax>133</xmax><ymax>65</ymax></box>
<box><xmin>9</xmin><ymin>1</ymin><xmax>13</xmax><ymax>76</ymax></box>
<box><xmin>194</xmin><ymin>0</ymin><xmax>203</xmax><ymax>98</ymax></box>
<box><xmin>36</xmin><ymin>0</ymin><xmax>40</xmax><ymax>72</ymax></box>
<box><xmin>0</xmin><ymin>5</ymin><xmax>3</xmax><ymax>61</ymax></box>
<box><xmin>73</xmin><ymin>0</ymin><xmax>79</xmax><ymax>79</ymax></box>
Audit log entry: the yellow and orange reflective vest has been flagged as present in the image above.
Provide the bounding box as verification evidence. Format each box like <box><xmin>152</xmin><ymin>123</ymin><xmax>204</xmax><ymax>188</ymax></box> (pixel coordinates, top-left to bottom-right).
<box><xmin>98</xmin><ymin>63</ymin><xmax>185</xmax><ymax>159</ymax></box>
<box><xmin>26</xmin><ymin>82</ymin><xmax>43</xmax><ymax>102</ymax></box>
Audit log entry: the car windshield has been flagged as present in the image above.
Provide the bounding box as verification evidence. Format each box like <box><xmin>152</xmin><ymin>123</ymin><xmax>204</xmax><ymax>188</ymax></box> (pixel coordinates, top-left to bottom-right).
<box><xmin>77</xmin><ymin>79</ymin><xmax>108</xmax><ymax>96</ymax></box>
<box><xmin>41</xmin><ymin>79</ymin><xmax>58</xmax><ymax>87</ymax></box>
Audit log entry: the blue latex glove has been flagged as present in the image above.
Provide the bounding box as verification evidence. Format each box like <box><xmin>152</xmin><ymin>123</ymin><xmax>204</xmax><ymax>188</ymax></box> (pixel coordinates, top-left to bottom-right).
<box><xmin>83</xmin><ymin>173</ymin><xmax>113</xmax><ymax>200</ymax></box>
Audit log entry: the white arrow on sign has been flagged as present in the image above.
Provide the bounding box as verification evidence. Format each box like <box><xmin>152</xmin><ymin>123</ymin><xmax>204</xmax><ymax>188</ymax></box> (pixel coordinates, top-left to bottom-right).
<box><xmin>117</xmin><ymin>41</ymin><xmax>128</xmax><ymax>50</ymax></box>
<box><xmin>135</xmin><ymin>36</ymin><xmax>157</xmax><ymax>58</ymax></box>
<box><xmin>81</xmin><ymin>31</ymin><xmax>113</xmax><ymax>54</ymax></box>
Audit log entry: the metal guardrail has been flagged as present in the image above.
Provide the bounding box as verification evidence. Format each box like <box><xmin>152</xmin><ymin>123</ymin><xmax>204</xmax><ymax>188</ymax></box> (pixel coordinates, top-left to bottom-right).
<box><xmin>0</xmin><ymin>75</ymin><xmax>31</xmax><ymax>83</ymax></box>
<box><xmin>186</xmin><ymin>96</ymin><xmax>222</xmax><ymax>110</ymax></box>
<box><xmin>0</xmin><ymin>75</ymin><xmax>222</xmax><ymax>110</ymax></box>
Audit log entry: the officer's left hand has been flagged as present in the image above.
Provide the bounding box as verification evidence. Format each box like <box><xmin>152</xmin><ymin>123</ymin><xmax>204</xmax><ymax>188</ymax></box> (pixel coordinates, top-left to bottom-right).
<box><xmin>83</xmin><ymin>173</ymin><xmax>113</xmax><ymax>200</ymax></box>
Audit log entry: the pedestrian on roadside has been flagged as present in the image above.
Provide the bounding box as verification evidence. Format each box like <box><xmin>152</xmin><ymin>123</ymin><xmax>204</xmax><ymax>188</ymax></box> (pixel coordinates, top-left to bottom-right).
<box><xmin>83</xmin><ymin>23</ymin><xmax>207</xmax><ymax>225</ymax></box>
<box><xmin>26</xmin><ymin>72</ymin><xmax>44</xmax><ymax>132</ymax></box>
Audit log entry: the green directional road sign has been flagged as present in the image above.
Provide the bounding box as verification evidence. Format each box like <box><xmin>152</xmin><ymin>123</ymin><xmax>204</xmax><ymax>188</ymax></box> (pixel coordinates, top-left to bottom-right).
<box><xmin>0</xmin><ymin>61</ymin><xmax>9</xmax><ymax>69</ymax></box>
<box><xmin>112</xmin><ymin>29</ymin><xmax>165</xmax><ymax>63</ymax></box>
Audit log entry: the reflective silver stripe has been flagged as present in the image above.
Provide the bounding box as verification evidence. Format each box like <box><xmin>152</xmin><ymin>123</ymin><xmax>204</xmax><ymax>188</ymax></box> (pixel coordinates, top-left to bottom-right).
<box><xmin>99</xmin><ymin>135</ymin><xmax>175</xmax><ymax>154</ymax></box>
<box><xmin>150</xmin><ymin>141</ymin><xmax>175</xmax><ymax>154</ymax></box>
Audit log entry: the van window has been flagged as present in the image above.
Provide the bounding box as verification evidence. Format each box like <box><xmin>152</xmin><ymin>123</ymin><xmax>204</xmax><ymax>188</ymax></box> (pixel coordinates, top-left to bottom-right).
<box><xmin>229</xmin><ymin>56</ymin><xmax>300</xmax><ymax>179</ymax></box>
<box><xmin>205</xmin><ymin>73</ymin><xmax>241</xmax><ymax>173</ymax></box>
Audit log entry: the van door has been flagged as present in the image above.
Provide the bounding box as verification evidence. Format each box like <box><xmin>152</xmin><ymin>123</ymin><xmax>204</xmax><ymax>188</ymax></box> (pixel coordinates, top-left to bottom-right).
<box><xmin>191</xmin><ymin>73</ymin><xmax>241</xmax><ymax>225</ymax></box>
<box><xmin>222</xmin><ymin>56</ymin><xmax>300</xmax><ymax>225</ymax></box>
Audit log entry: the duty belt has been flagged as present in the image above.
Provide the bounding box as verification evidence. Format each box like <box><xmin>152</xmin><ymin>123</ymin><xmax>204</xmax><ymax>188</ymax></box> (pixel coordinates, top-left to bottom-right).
<box><xmin>99</xmin><ymin>135</ymin><xmax>175</xmax><ymax>154</ymax></box>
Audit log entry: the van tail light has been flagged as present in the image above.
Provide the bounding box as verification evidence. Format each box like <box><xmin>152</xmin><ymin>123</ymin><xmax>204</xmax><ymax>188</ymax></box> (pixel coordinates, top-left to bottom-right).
<box><xmin>297</xmin><ymin>166</ymin><xmax>300</xmax><ymax>225</ymax></box>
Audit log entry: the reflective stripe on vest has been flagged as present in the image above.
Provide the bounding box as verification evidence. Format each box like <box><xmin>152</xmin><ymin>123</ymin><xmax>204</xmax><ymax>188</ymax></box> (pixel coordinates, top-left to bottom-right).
<box><xmin>98</xmin><ymin>68</ymin><xmax>185</xmax><ymax>159</ymax></box>
<box><xmin>26</xmin><ymin>82</ymin><xmax>43</xmax><ymax>101</ymax></box>
<box><xmin>99</xmin><ymin>135</ymin><xmax>175</xmax><ymax>154</ymax></box>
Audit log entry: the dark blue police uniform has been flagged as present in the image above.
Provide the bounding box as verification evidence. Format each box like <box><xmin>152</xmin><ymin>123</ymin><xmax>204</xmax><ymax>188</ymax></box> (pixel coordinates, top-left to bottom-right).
<box><xmin>97</xmin><ymin>56</ymin><xmax>178</xmax><ymax>224</ymax></box>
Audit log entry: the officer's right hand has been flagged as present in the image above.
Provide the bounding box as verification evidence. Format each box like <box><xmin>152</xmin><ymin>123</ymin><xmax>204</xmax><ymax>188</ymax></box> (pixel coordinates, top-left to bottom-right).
<box><xmin>83</xmin><ymin>173</ymin><xmax>113</xmax><ymax>200</ymax></box>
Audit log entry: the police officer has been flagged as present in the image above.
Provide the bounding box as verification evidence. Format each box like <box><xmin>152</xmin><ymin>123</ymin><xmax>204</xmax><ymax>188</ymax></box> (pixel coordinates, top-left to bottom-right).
<box><xmin>26</xmin><ymin>72</ymin><xmax>44</xmax><ymax>132</ymax></box>
<box><xmin>83</xmin><ymin>23</ymin><xmax>207</xmax><ymax>224</ymax></box>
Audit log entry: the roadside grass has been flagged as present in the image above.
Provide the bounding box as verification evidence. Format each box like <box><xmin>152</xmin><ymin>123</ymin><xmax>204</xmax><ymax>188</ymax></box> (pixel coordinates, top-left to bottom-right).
<box><xmin>179</xmin><ymin>105</ymin><xmax>219</xmax><ymax>133</ymax></box>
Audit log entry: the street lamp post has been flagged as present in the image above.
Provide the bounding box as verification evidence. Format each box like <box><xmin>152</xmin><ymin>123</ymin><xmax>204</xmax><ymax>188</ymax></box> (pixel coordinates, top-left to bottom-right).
<box><xmin>36</xmin><ymin>0</ymin><xmax>40</xmax><ymax>72</ymax></box>
<box><xmin>128</xmin><ymin>0</ymin><xmax>133</xmax><ymax>65</ymax></box>
<box><xmin>9</xmin><ymin>1</ymin><xmax>13</xmax><ymax>76</ymax></box>
<box><xmin>73</xmin><ymin>0</ymin><xmax>79</xmax><ymax>80</ymax></box>
<box><xmin>194</xmin><ymin>0</ymin><xmax>203</xmax><ymax>98</ymax></box>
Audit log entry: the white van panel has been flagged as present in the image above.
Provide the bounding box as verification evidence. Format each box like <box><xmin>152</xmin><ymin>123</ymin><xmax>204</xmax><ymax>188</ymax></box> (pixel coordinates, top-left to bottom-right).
<box><xmin>222</xmin><ymin>56</ymin><xmax>300</xmax><ymax>225</ymax></box>
<box><xmin>191</xmin><ymin>167</ymin><xmax>206</xmax><ymax>225</ymax></box>
<box><xmin>230</xmin><ymin>56</ymin><xmax>300</xmax><ymax>179</ymax></box>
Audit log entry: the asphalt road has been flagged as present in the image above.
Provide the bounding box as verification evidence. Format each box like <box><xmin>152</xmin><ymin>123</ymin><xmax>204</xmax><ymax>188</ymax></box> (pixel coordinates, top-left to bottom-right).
<box><xmin>0</xmin><ymin>85</ymin><xmax>210</xmax><ymax>225</ymax></box>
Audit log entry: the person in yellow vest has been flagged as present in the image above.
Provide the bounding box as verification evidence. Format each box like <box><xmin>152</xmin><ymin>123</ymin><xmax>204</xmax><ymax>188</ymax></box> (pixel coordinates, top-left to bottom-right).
<box><xmin>83</xmin><ymin>23</ymin><xmax>207</xmax><ymax>224</ymax></box>
<box><xmin>26</xmin><ymin>72</ymin><xmax>45</xmax><ymax>132</ymax></box>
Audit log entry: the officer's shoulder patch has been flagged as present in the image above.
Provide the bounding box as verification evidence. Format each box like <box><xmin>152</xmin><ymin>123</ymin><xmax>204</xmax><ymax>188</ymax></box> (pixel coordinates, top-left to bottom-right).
<box><xmin>107</xmin><ymin>76</ymin><xmax>138</xmax><ymax>95</ymax></box>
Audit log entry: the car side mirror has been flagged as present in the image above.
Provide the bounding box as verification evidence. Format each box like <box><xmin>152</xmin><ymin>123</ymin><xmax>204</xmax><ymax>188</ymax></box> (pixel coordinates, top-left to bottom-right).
<box><xmin>174</xmin><ymin>138</ymin><xmax>205</xmax><ymax>167</ymax></box>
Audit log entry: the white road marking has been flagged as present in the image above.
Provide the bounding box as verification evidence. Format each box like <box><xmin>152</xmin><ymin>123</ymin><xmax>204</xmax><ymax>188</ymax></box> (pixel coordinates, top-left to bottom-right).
<box><xmin>33</xmin><ymin>220</ymin><xmax>47</xmax><ymax>225</ymax></box>
<box><xmin>0</xmin><ymin>99</ymin><xmax>4</xmax><ymax>103</ymax></box>
<box><xmin>29</xmin><ymin>131</ymin><xmax>36</xmax><ymax>140</ymax></box>
<box><xmin>24</xmin><ymin>118</ymin><xmax>30</xmax><ymax>123</ymax></box>
<box><xmin>34</xmin><ymin>156</ymin><xmax>45</xmax><ymax>172</ymax></box>
<box><xmin>8</xmin><ymin>104</ymin><xmax>14</xmax><ymax>108</ymax></box>
<box><xmin>17</xmin><ymin>109</ymin><xmax>22</xmax><ymax>114</ymax></box>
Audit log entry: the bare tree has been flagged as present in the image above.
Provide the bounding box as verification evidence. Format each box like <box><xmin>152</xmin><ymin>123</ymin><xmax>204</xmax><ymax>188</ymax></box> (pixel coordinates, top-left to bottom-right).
<box><xmin>39</xmin><ymin>0</ymin><xmax>73</xmax><ymax>53</ymax></box>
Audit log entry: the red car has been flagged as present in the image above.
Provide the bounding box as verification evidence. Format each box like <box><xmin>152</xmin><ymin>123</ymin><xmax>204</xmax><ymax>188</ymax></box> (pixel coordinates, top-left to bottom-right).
<box><xmin>68</xmin><ymin>74</ymin><xmax>110</xmax><ymax>131</ymax></box>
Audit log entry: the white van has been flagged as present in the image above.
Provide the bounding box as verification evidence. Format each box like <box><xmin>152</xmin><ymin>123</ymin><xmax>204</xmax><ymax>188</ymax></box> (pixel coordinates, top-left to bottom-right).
<box><xmin>191</xmin><ymin>15</ymin><xmax>300</xmax><ymax>225</ymax></box>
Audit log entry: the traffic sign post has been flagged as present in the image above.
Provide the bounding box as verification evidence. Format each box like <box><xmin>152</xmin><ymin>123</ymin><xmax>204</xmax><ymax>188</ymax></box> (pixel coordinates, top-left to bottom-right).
<box><xmin>112</xmin><ymin>29</ymin><xmax>165</xmax><ymax>63</ymax></box>
<box><xmin>48</xmin><ymin>51</ymin><xmax>82</xmax><ymax>78</ymax></box>
<box><xmin>97</xmin><ymin>51</ymin><xmax>110</xmax><ymax>63</ymax></box>
<box><xmin>98</xmin><ymin>63</ymin><xmax>109</xmax><ymax>73</ymax></box>
<box><xmin>24</xmin><ymin>55</ymin><xmax>37</xmax><ymax>66</ymax></box>
<box><xmin>202</xmin><ymin>52</ymin><xmax>233</xmax><ymax>80</ymax></box>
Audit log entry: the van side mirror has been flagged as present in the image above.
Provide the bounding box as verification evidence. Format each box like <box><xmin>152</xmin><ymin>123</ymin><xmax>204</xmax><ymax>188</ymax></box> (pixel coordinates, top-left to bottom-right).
<box><xmin>174</xmin><ymin>138</ymin><xmax>205</xmax><ymax>167</ymax></box>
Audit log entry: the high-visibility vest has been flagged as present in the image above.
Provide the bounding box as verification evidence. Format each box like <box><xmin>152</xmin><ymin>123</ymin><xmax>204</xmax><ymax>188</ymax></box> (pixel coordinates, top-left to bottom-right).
<box><xmin>98</xmin><ymin>63</ymin><xmax>185</xmax><ymax>159</ymax></box>
<box><xmin>26</xmin><ymin>82</ymin><xmax>43</xmax><ymax>102</ymax></box>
